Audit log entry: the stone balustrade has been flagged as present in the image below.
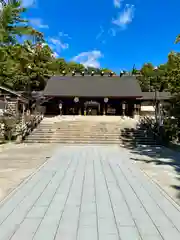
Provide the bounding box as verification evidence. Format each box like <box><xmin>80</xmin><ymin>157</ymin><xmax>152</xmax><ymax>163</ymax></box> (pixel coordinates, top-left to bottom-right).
<box><xmin>0</xmin><ymin>113</ymin><xmax>44</xmax><ymax>143</ymax></box>
<box><xmin>16</xmin><ymin>114</ymin><xmax>44</xmax><ymax>143</ymax></box>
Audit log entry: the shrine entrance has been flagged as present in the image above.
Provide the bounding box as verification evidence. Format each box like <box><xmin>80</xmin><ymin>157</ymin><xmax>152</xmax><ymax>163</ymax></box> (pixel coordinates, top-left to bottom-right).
<box><xmin>84</xmin><ymin>101</ymin><xmax>100</xmax><ymax>115</ymax></box>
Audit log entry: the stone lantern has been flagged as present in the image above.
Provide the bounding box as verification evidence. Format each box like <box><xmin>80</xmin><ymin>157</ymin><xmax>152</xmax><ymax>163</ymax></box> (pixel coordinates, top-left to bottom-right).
<box><xmin>122</xmin><ymin>102</ymin><xmax>126</xmax><ymax>116</ymax></box>
<box><xmin>103</xmin><ymin>98</ymin><xmax>108</xmax><ymax>115</ymax></box>
<box><xmin>59</xmin><ymin>102</ymin><xmax>63</xmax><ymax>115</ymax></box>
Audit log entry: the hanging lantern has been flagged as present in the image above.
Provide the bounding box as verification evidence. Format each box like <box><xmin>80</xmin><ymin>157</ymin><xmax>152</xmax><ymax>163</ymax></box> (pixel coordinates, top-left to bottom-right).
<box><xmin>74</xmin><ymin>97</ymin><xmax>79</xmax><ymax>103</ymax></box>
<box><xmin>104</xmin><ymin>97</ymin><xmax>108</xmax><ymax>103</ymax></box>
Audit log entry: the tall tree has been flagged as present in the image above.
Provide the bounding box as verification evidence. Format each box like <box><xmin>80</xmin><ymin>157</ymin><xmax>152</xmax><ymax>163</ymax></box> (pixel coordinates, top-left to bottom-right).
<box><xmin>175</xmin><ymin>34</ymin><xmax>180</xmax><ymax>44</ymax></box>
<box><xmin>0</xmin><ymin>1</ymin><xmax>43</xmax><ymax>45</ymax></box>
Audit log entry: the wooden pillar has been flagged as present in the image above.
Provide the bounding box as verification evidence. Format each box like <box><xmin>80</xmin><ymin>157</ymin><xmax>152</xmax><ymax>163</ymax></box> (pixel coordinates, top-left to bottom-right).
<box><xmin>74</xmin><ymin>97</ymin><xmax>79</xmax><ymax>115</ymax></box>
<box><xmin>126</xmin><ymin>102</ymin><xmax>129</xmax><ymax>116</ymax></box>
<box><xmin>134</xmin><ymin>103</ymin><xmax>137</xmax><ymax>117</ymax></box>
<box><xmin>134</xmin><ymin>102</ymin><xmax>140</xmax><ymax>120</ymax></box>
<box><xmin>103</xmin><ymin>104</ymin><xmax>106</xmax><ymax>115</ymax></box>
<box><xmin>78</xmin><ymin>106</ymin><xmax>81</xmax><ymax>115</ymax></box>
<box><xmin>59</xmin><ymin>102</ymin><xmax>63</xmax><ymax>115</ymax></box>
<box><xmin>104</xmin><ymin>98</ymin><xmax>108</xmax><ymax>115</ymax></box>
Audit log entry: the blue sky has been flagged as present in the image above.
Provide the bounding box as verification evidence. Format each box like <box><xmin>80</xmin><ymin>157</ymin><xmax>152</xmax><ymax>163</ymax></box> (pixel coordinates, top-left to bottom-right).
<box><xmin>22</xmin><ymin>0</ymin><xmax>180</xmax><ymax>72</ymax></box>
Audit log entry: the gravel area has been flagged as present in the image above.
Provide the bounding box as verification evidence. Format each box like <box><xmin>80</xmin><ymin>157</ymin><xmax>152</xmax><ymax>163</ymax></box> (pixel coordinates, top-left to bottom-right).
<box><xmin>0</xmin><ymin>143</ymin><xmax>58</xmax><ymax>201</ymax></box>
<box><xmin>129</xmin><ymin>145</ymin><xmax>180</xmax><ymax>205</ymax></box>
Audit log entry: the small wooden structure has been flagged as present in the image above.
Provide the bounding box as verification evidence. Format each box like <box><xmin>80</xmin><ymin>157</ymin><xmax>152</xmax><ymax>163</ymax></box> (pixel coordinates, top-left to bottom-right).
<box><xmin>0</xmin><ymin>86</ymin><xmax>29</xmax><ymax>116</ymax></box>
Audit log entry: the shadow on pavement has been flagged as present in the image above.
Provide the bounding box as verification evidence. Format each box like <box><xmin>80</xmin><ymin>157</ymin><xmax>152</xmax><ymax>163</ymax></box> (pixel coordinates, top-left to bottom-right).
<box><xmin>120</xmin><ymin>121</ymin><xmax>180</xmax><ymax>202</ymax></box>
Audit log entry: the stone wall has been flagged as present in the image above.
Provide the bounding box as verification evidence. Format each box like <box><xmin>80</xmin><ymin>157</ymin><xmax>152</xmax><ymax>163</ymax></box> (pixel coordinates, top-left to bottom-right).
<box><xmin>6</xmin><ymin>101</ymin><xmax>17</xmax><ymax>115</ymax></box>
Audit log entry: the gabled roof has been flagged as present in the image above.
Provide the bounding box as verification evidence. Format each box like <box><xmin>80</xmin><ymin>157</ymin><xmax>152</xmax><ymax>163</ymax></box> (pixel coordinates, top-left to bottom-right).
<box><xmin>43</xmin><ymin>75</ymin><xmax>142</xmax><ymax>97</ymax></box>
<box><xmin>0</xmin><ymin>86</ymin><xmax>29</xmax><ymax>103</ymax></box>
<box><xmin>142</xmin><ymin>91</ymin><xmax>171</xmax><ymax>100</ymax></box>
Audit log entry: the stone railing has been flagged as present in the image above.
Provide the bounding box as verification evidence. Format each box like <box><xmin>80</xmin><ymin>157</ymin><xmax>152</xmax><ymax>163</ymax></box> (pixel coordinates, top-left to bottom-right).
<box><xmin>0</xmin><ymin>106</ymin><xmax>45</xmax><ymax>143</ymax></box>
<box><xmin>139</xmin><ymin>116</ymin><xmax>169</xmax><ymax>145</ymax></box>
<box><xmin>15</xmin><ymin>113</ymin><xmax>44</xmax><ymax>143</ymax></box>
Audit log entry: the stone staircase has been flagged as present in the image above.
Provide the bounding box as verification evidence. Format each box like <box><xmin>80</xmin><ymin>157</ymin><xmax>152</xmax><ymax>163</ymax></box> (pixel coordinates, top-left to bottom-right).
<box><xmin>24</xmin><ymin>116</ymin><xmax>137</xmax><ymax>144</ymax></box>
<box><xmin>120</xmin><ymin>121</ymin><xmax>161</xmax><ymax>147</ymax></box>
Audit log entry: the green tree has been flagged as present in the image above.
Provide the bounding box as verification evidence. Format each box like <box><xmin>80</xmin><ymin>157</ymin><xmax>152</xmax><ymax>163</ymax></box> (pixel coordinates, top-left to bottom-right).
<box><xmin>175</xmin><ymin>34</ymin><xmax>180</xmax><ymax>44</ymax></box>
<box><xmin>0</xmin><ymin>1</ymin><xmax>43</xmax><ymax>45</ymax></box>
<box><xmin>67</xmin><ymin>62</ymin><xmax>84</xmax><ymax>73</ymax></box>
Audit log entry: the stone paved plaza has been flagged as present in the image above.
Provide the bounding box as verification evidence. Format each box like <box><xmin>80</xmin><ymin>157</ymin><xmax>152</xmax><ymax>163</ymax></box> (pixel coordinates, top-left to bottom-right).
<box><xmin>0</xmin><ymin>145</ymin><xmax>180</xmax><ymax>240</ymax></box>
<box><xmin>0</xmin><ymin>143</ymin><xmax>58</xmax><ymax>201</ymax></box>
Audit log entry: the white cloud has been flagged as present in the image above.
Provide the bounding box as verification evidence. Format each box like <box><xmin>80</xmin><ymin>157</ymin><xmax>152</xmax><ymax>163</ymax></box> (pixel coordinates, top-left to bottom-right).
<box><xmin>52</xmin><ymin>52</ymin><xmax>59</xmax><ymax>58</ymax></box>
<box><xmin>59</xmin><ymin>32</ymin><xmax>71</xmax><ymax>39</ymax></box>
<box><xmin>47</xmin><ymin>32</ymin><xmax>71</xmax><ymax>57</ymax></box>
<box><xmin>47</xmin><ymin>36</ymin><xmax>69</xmax><ymax>57</ymax></box>
<box><xmin>29</xmin><ymin>18</ymin><xmax>49</xmax><ymax>29</ymax></box>
<box><xmin>22</xmin><ymin>0</ymin><xmax>36</xmax><ymax>7</ymax></box>
<box><xmin>72</xmin><ymin>50</ymin><xmax>103</xmax><ymax>68</ymax></box>
<box><xmin>108</xmin><ymin>28</ymin><xmax>116</xmax><ymax>37</ymax></box>
<box><xmin>112</xmin><ymin>4</ymin><xmax>135</xmax><ymax>29</ymax></box>
<box><xmin>49</xmin><ymin>37</ymin><xmax>69</xmax><ymax>50</ymax></box>
<box><xmin>96</xmin><ymin>26</ymin><xmax>104</xmax><ymax>40</ymax></box>
<box><xmin>114</xmin><ymin>0</ymin><xmax>122</xmax><ymax>8</ymax></box>
<box><xmin>96</xmin><ymin>26</ymin><xmax>107</xmax><ymax>44</ymax></box>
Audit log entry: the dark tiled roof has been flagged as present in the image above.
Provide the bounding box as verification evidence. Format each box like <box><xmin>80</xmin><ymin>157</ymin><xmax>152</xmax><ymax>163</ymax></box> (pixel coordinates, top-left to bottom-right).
<box><xmin>43</xmin><ymin>75</ymin><xmax>142</xmax><ymax>97</ymax></box>
<box><xmin>142</xmin><ymin>92</ymin><xmax>171</xmax><ymax>100</ymax></box>
<box><xmin>0</xmin><ymin>86</ymin><xmax>29</xmax><ymax>103</ymax></box>
<box><xmin>31</xmin><ymin>91</ymin><xmax>44</xmax><ymax>99</ymax></box>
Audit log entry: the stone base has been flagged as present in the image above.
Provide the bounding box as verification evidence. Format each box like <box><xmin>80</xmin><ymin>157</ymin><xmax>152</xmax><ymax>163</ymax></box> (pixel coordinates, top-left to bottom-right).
<box><xmin>16</xmin><ymin>135</ymin><xmax>23</xmax><ymax>144</ymax></box>
<box><xmin>134</xmin><ymin>114</ymin><xmax>140</xmax><ymax>120</ymax></box>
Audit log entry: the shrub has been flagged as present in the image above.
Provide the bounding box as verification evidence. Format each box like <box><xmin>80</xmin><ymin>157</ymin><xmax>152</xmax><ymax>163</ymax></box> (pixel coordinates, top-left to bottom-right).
<box><xmin>1</xmin><ymin>117</ymin><xmax>20</xmax><ymax>141</ymax></box>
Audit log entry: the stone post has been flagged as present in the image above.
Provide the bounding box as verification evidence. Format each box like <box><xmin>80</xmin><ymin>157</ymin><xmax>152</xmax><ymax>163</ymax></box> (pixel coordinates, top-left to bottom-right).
<box><xmin>15</xmin><ymin>123</ymin><xmax>23</xmax><ymax>144</ymax></box>
<box><xmin>59</xmin><ymin>102</ymin><xmax>63</xmax><ymax>116</ymax></box>
<box><xmin>122</xmin><ymin>102</ymin><xmax>126</xmax><ymax>117</ymax></box>
<box><xmin>16</xmin><ymin>134</ymin><xmax>23</xmax><ymax>143</ymax></box>
<box><xmin>104</xmin><ymin>98</ymin><xmax>108</xmax><ymax>116</ymax></box>
<box><xmin>74</xmin><ymin>97</ymin><xmax>79</xmax><ymax>115</ymax></box>
<box><xmin>103</xmin><ymin>104</ymin><xmax>106</xmax><ymax>115</ymax></box>
<box><xmin>134</xmin><ymin>103</ymin><xmax>140</xmax><ymax>120</ymax></box>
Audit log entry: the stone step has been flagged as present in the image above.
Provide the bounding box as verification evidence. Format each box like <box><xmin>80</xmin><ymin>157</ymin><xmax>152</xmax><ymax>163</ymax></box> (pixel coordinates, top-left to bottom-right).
<box><xmin>53</xmin><ymin>127</ymin><xmax>124</xmax><ymax>129</ymax></box>
<box><xmin>31</xmin><ymin>129</ymin><xmax>121</xmax><ymax>133</ymax></box>
<box><xmin>24</xmin><ymin>140</ymin><xmax>121</xmax><ymax>144</ymax></box>
<box><xmin>121</xmin><ymin>138</ymin><xmax>156</xmax><ymax>141</ymax></box>
<box><xmin>26</xmin><ymin>136</ymin><xmax>121</xmax><ymax>142</ymax></box>
<box><xmin>136</xmin><ymin>141</ymin><xmax>159</xmax><ymax>144</ymax></box>
<box><xmin>29</xmin><ymin>132</ymin><xmax>121</xmax><ymax>136</ymax></box>
<box><xmin>26</xmin><ymin>137</ymin><xmax>121</xmax><ymax>141</ymax></box>
<box><xmin>121</xmin><ymin>134</ymin><xmax>155</xmax><ymax>137</ymax></box>
<box><xmin>55</xmin><ymin>127</ymin><xmax>122</xmax><ymax>129</ymax></box>
<box><xmin>23</xmin><ymin>117</ymin><xmax>155</xmax><ymax>145</ymax></box>
<box><xmin>36</xmin><ymin>127</ymin><xmax>122</xmax><ymax>131</ymax></box>
<box><xmin>53</xmin><ymin>126</ymin><xmax>122</xmax><ymax>128</ymax></box>
<box><xmin>34</xmin><ymin>132</ymin><xmax>122</xmax><ymax>135</ymax></box>
<box><xmin>120</xmin><ymin>130</ymin><xmax>159</xmax><ymax>146</ymax></box>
